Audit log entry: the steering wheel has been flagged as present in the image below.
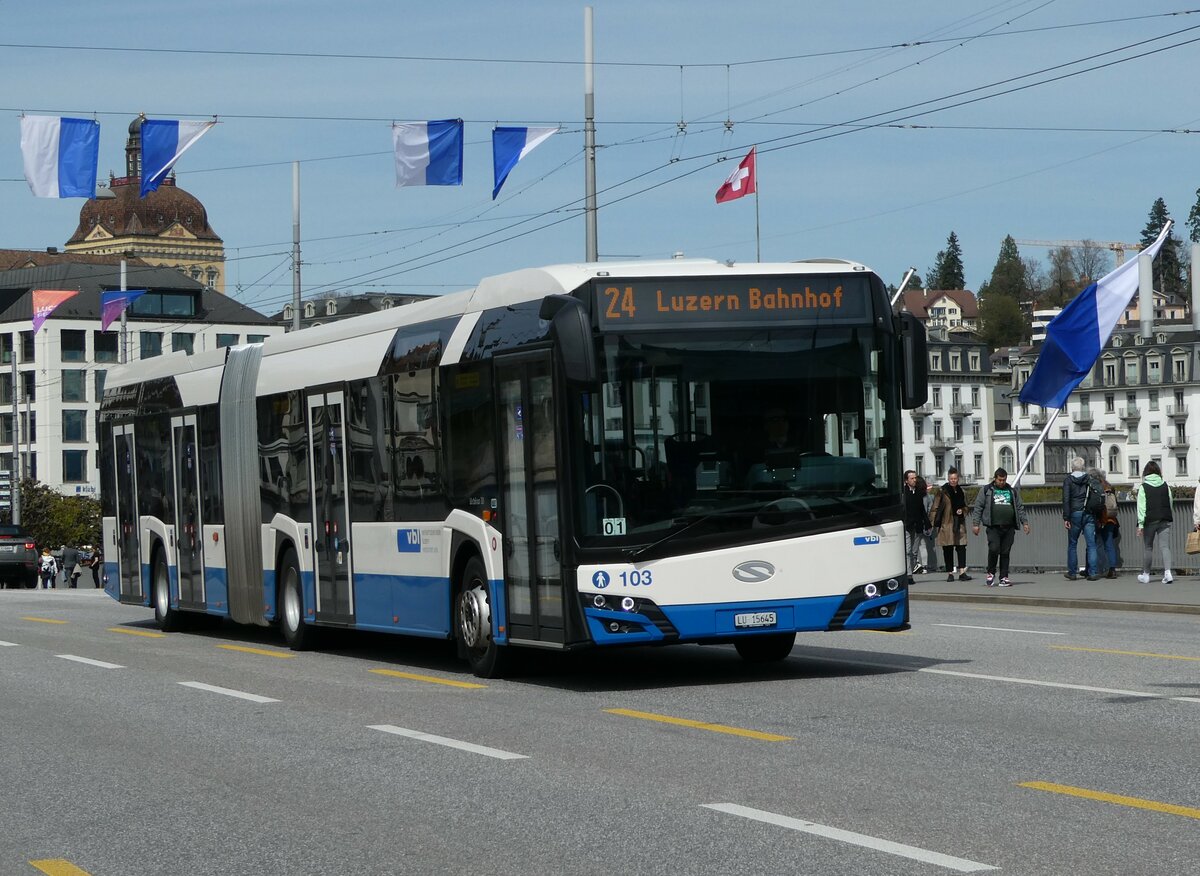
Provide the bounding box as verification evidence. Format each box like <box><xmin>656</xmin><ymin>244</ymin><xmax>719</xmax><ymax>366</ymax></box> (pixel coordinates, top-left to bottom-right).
<box><xmin>753</xmin><ymin>497</ymin><xmax>813</xmax><ymax>528</ymax></box>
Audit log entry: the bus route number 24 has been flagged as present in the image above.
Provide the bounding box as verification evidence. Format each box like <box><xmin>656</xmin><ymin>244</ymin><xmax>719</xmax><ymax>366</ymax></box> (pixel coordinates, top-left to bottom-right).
<box><xmin>604</xmin><ymin>286</ymin><xmax>637</xmax><ymax>320</ymax></box>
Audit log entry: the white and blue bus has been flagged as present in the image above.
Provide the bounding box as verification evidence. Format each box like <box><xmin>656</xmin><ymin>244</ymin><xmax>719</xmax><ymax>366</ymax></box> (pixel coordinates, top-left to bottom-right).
<box><xmin>99</xmin><ymin>258</ymin><xmax>927</xmax><ymax>676</ymax></box>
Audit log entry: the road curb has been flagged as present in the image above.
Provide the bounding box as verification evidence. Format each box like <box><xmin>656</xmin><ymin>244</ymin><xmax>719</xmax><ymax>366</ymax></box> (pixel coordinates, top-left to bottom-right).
<box><xmin>910</xmin><ymin>591</ymin><xmax>1200</xmax><ymax>615</ymax></box>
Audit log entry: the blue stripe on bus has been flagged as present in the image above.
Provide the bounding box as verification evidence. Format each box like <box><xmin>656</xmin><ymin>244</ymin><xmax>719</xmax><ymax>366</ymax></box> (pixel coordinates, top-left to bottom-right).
<box><xmin>489</xmin><ymin>577</ymin><xmax>507</xmax><ymax>645</ymax></box>
<box><xmin>353</xmin><ymin>573</ymin><xmax>451</xmax><ymax>636</ymax></box>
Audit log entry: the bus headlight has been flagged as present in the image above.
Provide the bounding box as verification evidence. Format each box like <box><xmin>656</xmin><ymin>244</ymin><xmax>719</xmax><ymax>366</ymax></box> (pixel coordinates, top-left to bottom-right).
<box><xmin>620</xmin><ymin>596</ymin><xmax>636</xmax><ymax>612</ymax></box>
<box><xmin>878</xmin><ymin>605</ymin><xmax>890</xmax><ymax>616</ymax></box>
<box><xmin>864</xmin><ymin>583</ymin><xmax>879</xmax><ymax>598</ymax></box>
<box><xmin>593</xmin><ymin>594</ymin><xmax>607</xmax><ymax>609</ymax></box>
<box><xmin>886</xmin><ymin>578</ymin><xmax>900</xmax><ymax>591</ymax></box>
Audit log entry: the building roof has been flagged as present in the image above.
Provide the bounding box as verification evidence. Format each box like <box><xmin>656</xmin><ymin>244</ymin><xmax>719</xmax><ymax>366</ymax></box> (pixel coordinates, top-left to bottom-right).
<box><xmin>895</xmin><ymin>288</ymin><xmax>980</xmax><ymax>320</ymax></box>
<box><xmin>65</xmin><ymin>177</ymin><xmax>221</xmax><ymax>246</ymax></box>
<box><xmin>0</xmin><ymin>263</ymin><xmax>270</xmax><ymax>325</ymax></box>
<box><xmin>0</xmin><ymin>249</ymin><xmax>151</xmax><ymax>272</ymax></box>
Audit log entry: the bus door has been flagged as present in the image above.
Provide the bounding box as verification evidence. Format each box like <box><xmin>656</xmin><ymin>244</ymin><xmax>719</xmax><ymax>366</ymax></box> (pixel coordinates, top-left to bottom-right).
<box><xmin>171</xmin><ymin>414</ymin><xmax>204</xmax><ymax>608</ymax></box>
<box><xmin>307</xmin><ymin>390</ymin><xmax>354</xmax><ymax>624</ymax></box>
<box><xmin>495</xmin><ymin>353</ymin><xmax>564</xmax><ymax>645</ymax></box>
<box><xmin>111</xmin><ymin>423</ymin><xmax>142</xmax><ymax>602</ymax></box>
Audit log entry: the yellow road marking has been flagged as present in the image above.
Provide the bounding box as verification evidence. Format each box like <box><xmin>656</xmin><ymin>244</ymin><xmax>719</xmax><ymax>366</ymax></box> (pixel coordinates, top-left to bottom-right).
<box><xmin>21</xmin><ymin>617</ymin><xmax>68</xmax><ymax>625</ymax></box>
<box><xmin>1052</xmin><ymin>645</ymin><xmax>1200</xmax><ymax>662</ymax></box>
<box><xmin>217</xmin><ymin>643</ymin><xmax>296</xmax><ymax>659</ymax></box>
<box><xmin>108</xmin><ymin>627</ymin><xmax>166</xmax><ymax>639</ymax></box>
<box><xmin>369</xmin><ymin>668</ymin><xmax>485</xmax><ymax>689</ymax></box>
<box><xmin>1021</xmin><ymin>781</ymin><xmax>1200</xmax><ymax>820</ymax></box>
<box><xmin>29</xmin><ymin>860</ymin><xmax>93</xmax><ymax>876</ymax></box>
<box><xmin>605</xmin><ymin>708</ymin><xmax>792</xmax><ymax>741</ymax></box>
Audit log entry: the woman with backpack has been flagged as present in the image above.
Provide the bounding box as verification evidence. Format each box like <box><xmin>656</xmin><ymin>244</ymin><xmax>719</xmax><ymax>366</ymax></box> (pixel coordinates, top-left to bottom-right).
<box><xmin>38</xmin><ymin>548</ymin><xmax>58</xmax><ymax>589</ymax></box>
<box><xmin>1090</xmin><ymin>467</ymin><xmax>1121</xmax><ymax>578</ymax></box>
<box><xmin>929</xmin><ymin>467</ymin><xmax>971</xmax><ymax>581</ymax></box>
<box><xmin>1136</xmin><ymin>460</ymin><xmax>1174</xmax><ymax>584</ymax></box>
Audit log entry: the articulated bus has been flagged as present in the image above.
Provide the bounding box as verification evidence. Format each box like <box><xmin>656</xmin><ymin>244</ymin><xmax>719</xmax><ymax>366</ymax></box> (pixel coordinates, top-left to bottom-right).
<box><xmin>99</xmin><ymin>258</ymin><xmax>928</xmax><ymax>676</ymax></box>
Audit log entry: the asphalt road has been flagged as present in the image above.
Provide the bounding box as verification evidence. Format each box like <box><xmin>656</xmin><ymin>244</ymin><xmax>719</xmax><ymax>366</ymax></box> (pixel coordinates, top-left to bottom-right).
<box><xmin>2</xmin><ymin>590</ymin><xmax>1198</xmax><ymax>876</ymax></box>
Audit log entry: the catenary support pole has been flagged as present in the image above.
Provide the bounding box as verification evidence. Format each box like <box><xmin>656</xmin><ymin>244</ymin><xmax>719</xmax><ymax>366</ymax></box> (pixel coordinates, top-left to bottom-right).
<box><xmin>584</xmin><ymin>6</ymin><xmax>598</xmax><ymax>262</ymax></box>
<box><xmin>292</xmin><ymin>160</ymin><xmax>301</xmax><ymax>332</ymax></box>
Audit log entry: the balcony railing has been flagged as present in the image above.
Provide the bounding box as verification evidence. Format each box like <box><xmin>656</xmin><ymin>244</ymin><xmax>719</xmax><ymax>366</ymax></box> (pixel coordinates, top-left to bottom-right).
<box><xmin>910</xmin><ymin>403</ymin><xmax>934</xmax><ymax>416</ymax></box>
<box><xmin>1119</xmin><ymin>406</ymin><xmax>1141</xmax><ymax>420</ymax></box>
<box><xmin>928</xmin><ymin>438</ymin><xmax>956</xmax><ymax>453</ymax></box>
<box><xmin>1030</xmin><ymin>411</ymin><xmax>1049</xmax><ymax>426</ymax></box>
<box><xmin>1167</xmin><ymin>405</ymin><xmax>1189</xmax><ymax>419</ymax></box>
<box><xmin>1168</xmin><ymin>436</ymin><xmax>1190</xmax><ymax>449</ymax></box>
<box><xmin>949</xmin><ymin>403</ymin><xmax>972</xmax><ymax>416</ymax></box>
<box><xmin>1071</xmin><ymin>410</ymin><xmax>1094</xmax><ymax>427</ymax></box>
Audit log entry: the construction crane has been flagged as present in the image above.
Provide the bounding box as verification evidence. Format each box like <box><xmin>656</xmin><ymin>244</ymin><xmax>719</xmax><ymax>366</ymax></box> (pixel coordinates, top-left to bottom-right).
<box><xmin>1014</xmin><ymin>239</ymin><xmax>1142</xmax><ymax>265</ymax></box>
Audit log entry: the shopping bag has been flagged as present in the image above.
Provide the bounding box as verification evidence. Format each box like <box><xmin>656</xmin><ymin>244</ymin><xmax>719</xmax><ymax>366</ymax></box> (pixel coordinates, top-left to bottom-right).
<box><xmin>1186</xmin><ymin>529</ymin><xmax>1200</xmax><ymax>555</ymax></box>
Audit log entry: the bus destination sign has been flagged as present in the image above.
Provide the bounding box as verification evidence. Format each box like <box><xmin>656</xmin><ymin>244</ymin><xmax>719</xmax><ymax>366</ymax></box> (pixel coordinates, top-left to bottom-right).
<box><xmin>592</xmin><ymin>275</ymin><xmax>871</xmax><ymax>330</ymax></box>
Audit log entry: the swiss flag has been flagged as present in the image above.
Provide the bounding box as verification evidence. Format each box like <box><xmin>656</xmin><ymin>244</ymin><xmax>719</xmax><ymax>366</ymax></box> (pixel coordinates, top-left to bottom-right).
<box><xmin>715</xmin><ymin>147</ymin><xmax>756</xmax><ymax>203</ymax></box>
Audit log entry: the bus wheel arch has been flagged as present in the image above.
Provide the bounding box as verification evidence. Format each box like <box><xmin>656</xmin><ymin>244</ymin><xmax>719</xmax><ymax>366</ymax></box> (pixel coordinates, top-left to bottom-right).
<box><xmin>151</xmin><ymin>540</ymin><xmax>182</xmax><ymax>632</ymax></box>
<box><xmin>278</xmin><ymin>545</ymin><xmax>315</xmax><ymax>650</ymax></box>
<box><xmin>453</xmin><ymin>550</ymin><xmax>509</xmax><ymax>678</ymax></box>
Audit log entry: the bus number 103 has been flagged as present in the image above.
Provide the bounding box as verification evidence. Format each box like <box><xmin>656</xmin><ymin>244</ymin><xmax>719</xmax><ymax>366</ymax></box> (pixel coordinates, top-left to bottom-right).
<box><xmin>604</xmin><ymin>286</ymin><xmax>637</xmax><ymax>320</ymax></box>
<box><xmin>620</xmin><ymin>570</ymin><xmax>652</xmax><ymax>587</ymax></box>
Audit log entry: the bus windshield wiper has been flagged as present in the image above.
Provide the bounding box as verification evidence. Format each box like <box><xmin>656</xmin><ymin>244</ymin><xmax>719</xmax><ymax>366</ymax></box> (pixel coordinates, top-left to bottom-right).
<box><xmin>624</xmin><ymin>505</ymin><xmax>760</xmax><ymax>560</ymax></box>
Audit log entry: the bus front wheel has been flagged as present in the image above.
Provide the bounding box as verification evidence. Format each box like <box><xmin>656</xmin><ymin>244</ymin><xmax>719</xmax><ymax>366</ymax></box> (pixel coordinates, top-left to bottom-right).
<box><xmin>152</xmin><ymin>548</ymin><xmax>183</xmax><ymax>632</ymax></box>
<box><xmin>734</xmin><ymin>632</ymin><xmax>796</xmax><ymax>663</ymax></box>
<box><xmin>279</xmin><ymin>549</ymin><xmax>315</xmax><ymax>650</ymax></box>
<box><xmin>455</xmin><ymin>556</ymin><xmax>508</xmax><ymax>678</ymax></box>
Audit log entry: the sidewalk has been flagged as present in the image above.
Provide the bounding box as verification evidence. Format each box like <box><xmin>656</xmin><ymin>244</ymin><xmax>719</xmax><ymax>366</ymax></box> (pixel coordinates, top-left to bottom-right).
<box><xmin>909</xmin><ymin>569</ymin><xmax>1200</xmax><ymax>615</ymax></box>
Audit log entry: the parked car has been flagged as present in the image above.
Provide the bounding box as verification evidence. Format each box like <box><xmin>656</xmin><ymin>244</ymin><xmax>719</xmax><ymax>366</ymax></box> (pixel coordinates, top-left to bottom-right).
<box><xmin>0</xmin><ymin>525</ymin><xmax>38</xmax><ymax>588</ymax></box>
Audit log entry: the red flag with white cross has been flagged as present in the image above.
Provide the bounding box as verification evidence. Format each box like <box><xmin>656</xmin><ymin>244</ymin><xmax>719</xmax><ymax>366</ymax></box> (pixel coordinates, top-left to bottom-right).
<box><xmin>715</xmin><ymin>147</ymin><xmax>756</xmax><ymax>203</ymax></box>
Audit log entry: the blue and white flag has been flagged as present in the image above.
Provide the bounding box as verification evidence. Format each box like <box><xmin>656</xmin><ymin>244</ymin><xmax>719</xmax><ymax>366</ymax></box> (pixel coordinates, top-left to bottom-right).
<box><xmin>492</xmin><ymin>126</ymin><xmax>557</xmax><ymax>199</ymax></box>
<box><xmin>392</xmin><ymin>120</ymin><xmax>463</xmax><ymax>187</ymax></box>
<box><xmin>19</xmin><ymin>115</ymin><xmax>100</xmax><ymax>199</ymax></box>
<box><xmin>140</xmin><ymin>119</ymin><xmax>216</xmax><ymax>197</ymax></box>
<box><xmin>1019</xmin><ymin>223</ymin><xmax>1173</xmax><ymax>409</ymax></box>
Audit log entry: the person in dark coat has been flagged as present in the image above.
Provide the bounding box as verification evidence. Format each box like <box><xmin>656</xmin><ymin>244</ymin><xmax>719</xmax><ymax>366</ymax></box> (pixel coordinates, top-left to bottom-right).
<box><xmin>971</xmin><ymin>467</ymin><xmax>1031</xmax><ymax>587</ymax></box>
<box><xmin>929</xmin><ymin>467</ymin><xmax>970</xmax><ymax>581</ymax></box>
<box><xmin>903</xmin><ymin>470</ymin><xmax>928</xmax><ymax>574</ymax></box>
<box><xmin>60</xmin><ymin>544</ymin><xmax>81</xmax><ymax>588</ymax></box>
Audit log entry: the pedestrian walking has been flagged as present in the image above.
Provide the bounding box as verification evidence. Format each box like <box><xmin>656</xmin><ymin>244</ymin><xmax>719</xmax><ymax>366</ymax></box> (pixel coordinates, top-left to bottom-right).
<box><xmin>1136</xmin><ymin>460</ymin><xmax>1174</xmax><ymax>584</ymax></box>
<box><xmin>919</xmin><ymin>478</ymin><xmax>939</xmax><ymax>574</ymax></box>
<box><xmin>929</xmin><ymin>467</ymin><xmax>971</xmax><ymax>581</ymax></box>
<box><xmin>1090</xmin><ymin>468</ymin><xmax>1121</xmax><ymax>578</ymax></box>
<box><xmin>1062</xmin><ymin>457</ymin><xmax>1102</xmax><ymax>581</ymax></box>
<box><xmin>903</xmin><ymin>470</ymin><xmax>929</xmax><ymax>574</ymax></box>
<box><xmin>971</xmin><ymin>467</ymin><xmax>1030</xmax><ymax>587</ymax></box>
<box><xmin>86</xmin><ymin>547</ymin><xmax>102</xmax><ymax>588</ymax></box>
<box><xmin>38</xmin><ymin>548</ymin><xmax>58</xmax><ymax>589</ymax></box>
<box><xmin>60</xmin><ymin>543</ymin><xmax>81</xmax><ymax>589</ymax></box>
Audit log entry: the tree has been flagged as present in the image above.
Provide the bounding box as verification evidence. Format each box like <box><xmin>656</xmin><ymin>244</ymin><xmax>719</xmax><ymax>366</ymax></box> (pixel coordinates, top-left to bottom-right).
<box><xmin>977</xmin><ymin>234</ymin><xmax>1025</xmax><ymax>301</ymax></box>
<box><xmin>1068</xmin><ymin>240</ymin><xmax>1108</xmax><ymax>286</ymax></box>
<box><xmin>928</xmin><ymin>231</ymin><xmax>965</xmax><ymax>289</ymax></box>
<box><xmin>978</xmin><ymin>294</ymin><xmax>1026</xmax><ymax>349</ymax></box>
<box><xmin>1042</xmin><ymin>246</ymin><xmax>1079</xmax><ymax>308</ymax></box>
<box><xmin>1187</xmin><ymin>188</ymin><xmax>1200</xmax><ymax>244</ymax></box>
<box><xmin>1140</xmin><ymin>197</ymin><xmax>1185</xmax><ymax>299</ymax></box>
<box><xmin>17</xmin><ymin>479</ymin><xmax>100</xmax><ymax>552</ymax></box>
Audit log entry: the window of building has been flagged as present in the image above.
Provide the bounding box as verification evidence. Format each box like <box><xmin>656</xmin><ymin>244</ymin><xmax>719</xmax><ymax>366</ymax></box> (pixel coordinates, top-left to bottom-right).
<box><xmin>1178</xmin><ymin>455</ymin><xmax>1189</xmax><ymax>476</ymax></box>
<box><xmin>1127</xmin><ymin>425</ymin><xmax>1138</xmax><ymax>443</ymax></box>
<box><xmin>326</xmin><ymin>299</ymin><xmax>337</xmax><ymax>316</ymax></box>
<box><xmin>62</xmin><ymin>370</ymin><xmax>86</xmax><ymax>402</ymax></box>
<box><xmin>1105</xmin><ymin>393</ymin><xmax>1115</xmax><ymax>413</ymax></box>
<box><xmin>953</xmin><ymin>420</ymin><xmax>963</xmax><ymax>441</ymax></box>
<box><xmin>1108</xmin><ymin>446</ymin><xmax>1120</xmax><ymax>473</ymax></box>
<box><xmin>999</xmin><ymin>446</ymin><xmax>1014</xmax><ymax>471</ymax></box>
<box><xmin>61</xmin><ymin>329</ymin><xmax>86</xmax><ymax>362</ymax></box>
<box><xmin>62</xmin><ymin>450</ymin><xmax>87</xmax><ymax>483</ymax></box>
<box><xmin>972</xmin><ymin>419</ymin><xmax>981</xmax><ymax>440</ymax></box>
<box><xmin>971</xmin><ymin>387</ymin><xmax>979</xmax><ymax>407</ymax></box>
<box><xmin>381</xmin><ymin>299</ymin><xmax>393</xmax><ymax>310</ymax></box>
<box><xmin>94</xmin><ymin>370</ymin><xmax>106</xmax><ymax>402</ymax></box>
<box><xmin>935</xmin><ymin>455</ymin><xmax>944</xmax><ymax>478</ymax></box>
<box><xmin>0</xmin><ymin>334</ymin><xmax>11</xmax><ymax>365</ymax></box>
<box><xmin>914</xmin><ymin>420</ymin><xmax>924</xmax><ymax>442</ymax></box>
<box><xmin>969</xmin><ymin>353</ymin><xmax>980</xmax><ymax>370</ymax></box>
<box><xmin>1174</xmin><ymin>358</ymin><xmax>1187</xmax><ymax>381</ymax></box>
<box><xmin>1020</xmin><ymin>403</ymin><xmax>1029</xmax><ymax>417</ymax></box>
<box><xmin>951</xmin><ymin>387</ymin><xmax>961</xmax><ymax>406</ymax></box>
<box><xmin>1124</xmin><ymin>356</ymin><xmax>1139</xmax><ymax>384</ymax></box>
<box><xmin>1175</xmin><ymin>390</ymin><xmax>1185</xmax><ymax>409</ymax></box>
<box><xmin>1130</xmin><ymin>456</ymin><xmax>1140</xmax><ymax>478</ymax></box>
<box><xmin>172</xmin><ymin>332</ymin><xmax>195</xmax><ymax>355</ymax></box>
<box><xmin>216</xmin><ymin>333</ymin><xmax>239</xmax><ymax>348</ymax></box>
<box><xmin>1104</xmin><ymin>363</ymin><xmax>1116</xmax><ymax>385</ymax></box>
<box><xmin>247</xmin><ymin>334</ymin><xmax>268</xmax><ymax>344</ymax></box>
<box><xmin>1148</xmin><ymin>357</ymin><xmax>1162</xmax><ymax>384</ymax></box>
<box><xmin>1059</xmin><ymin>428</ymin><xmax>1069</xmax><ymax>440</ymax></box>
<box><xmin>1149</xmin><ymin>390</ymin><xmax>1159</xmax><ymax>411</ymax></box>
<box><xmin>140</xmin><ymin>332</ymin><xmax>162</xmax><ymax>359</ymax></box>
<box><xmin>932</xmin><ymin>387</ymin><xmax>941</xmax><ymax>407</ymax></box>
<box><xmin>933</xmin><ymin>420</ymin><xmax>943</xmax><ymax>441</ymax></box>
<box><xmin>282</xmin><ymin>304</ymin><xmax>293</xmax><ymax>321</ymax></box>
<box><xmin>1150</xmin><ymin>424</ymin><xmax>1161</xmax><ymax>442</ymax></box>
<box><xmin>20</xmin><ymin>331</ymin><xmax>33</xmax><ymax>363</ymax></box>
<box><xmin>973</xmin><ymin>453</ymin><xmax>982</xmax><ymax>477</ymax></box>
<box><xmin>93</xmin><ymin>331</ymin><xmax>118</xmax><ymax>363</ymax></box>
<box><xmin>130</xmin><ymin>291</ymin><xmax>197</xmax><ymax>318</ymax></box>
<box><xmin>303</xmin><ymin>302</ymin><xmax>315</xmax><ymax>319</ymax></box>
<box><xmin>914</xmin><ymin>458</ymin><xmax>924</xmax><ymax>477</ymax></box>
<box><xmin>950</xmin><ymin>354</ymin><xmax>960</xmax><ymax>371</ymax></box>
<box><xmin>22</xmin><ymin>372</ymin><xmax>33</xmax><ymax>403</ymax></box>
<box><xmin>62</xmin><ymin>410</ymin><xmax>87</xmax><ymax>442</ymax></box>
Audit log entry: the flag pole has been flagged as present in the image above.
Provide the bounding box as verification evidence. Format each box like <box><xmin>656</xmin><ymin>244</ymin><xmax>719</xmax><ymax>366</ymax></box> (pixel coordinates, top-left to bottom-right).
<box><xmin>1011</xmin><ymin>407</ymin><xmax>1061</xmax><ymax>487</ymax></box>
<box><xmin>754</xmin><ymin>146</ymin><xmax>761</xmax><ymax>262</ymax></box>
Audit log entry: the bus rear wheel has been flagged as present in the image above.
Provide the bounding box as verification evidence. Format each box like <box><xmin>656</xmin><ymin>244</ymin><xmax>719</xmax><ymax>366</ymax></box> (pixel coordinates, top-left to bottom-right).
<box><xmin>455</xmin><ymin>556</ymin><xmax>508</xmax><ymax>678</ymax></box>
<box><xmin>734</xmin><ymin>632</ymin><xmax>796</xmax><ymax>663</ymax></box>
<box><xmin>279</xmin><ymin>548</ymin><xmax>315</xmax><ymax>650</ymax></box>
<box><xmin>152</xmin><ymin>548</ymin><xmax>183</xmax><ymax>632</ymax></box>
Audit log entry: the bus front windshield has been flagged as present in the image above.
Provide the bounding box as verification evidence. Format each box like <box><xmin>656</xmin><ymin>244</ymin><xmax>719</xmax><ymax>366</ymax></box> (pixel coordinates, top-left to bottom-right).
<box><xmin>571</xmin><ymin>327</ymin><xmax>899</xmax><ymax>553</ymax></box>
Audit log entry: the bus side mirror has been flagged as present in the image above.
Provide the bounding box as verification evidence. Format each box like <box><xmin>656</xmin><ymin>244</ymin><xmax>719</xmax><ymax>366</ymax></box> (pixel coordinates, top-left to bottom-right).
<box><xmin>898</xmin><ymin>312</ymin><xmax>928</xmax><ymax>408</ymax></box>
<box><xmin>540</xmin><ymin>295</ymin><xmax>597</xmax><ymax>385</ymax></box>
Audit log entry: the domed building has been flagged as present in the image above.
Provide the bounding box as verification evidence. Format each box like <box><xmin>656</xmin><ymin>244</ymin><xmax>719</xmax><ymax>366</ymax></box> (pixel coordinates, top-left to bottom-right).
<box><xmin>63</xmin><ymin>117</ymin><xmax>226</xmax><ymax>293</ymax></box>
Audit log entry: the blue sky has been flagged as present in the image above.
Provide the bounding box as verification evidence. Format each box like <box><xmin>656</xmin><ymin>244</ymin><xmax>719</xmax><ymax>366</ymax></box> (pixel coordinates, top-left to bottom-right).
<box><xmin>3</xmin><ymin>1</ymin><xmax>1199</xmax><ymax>314</ymax></box>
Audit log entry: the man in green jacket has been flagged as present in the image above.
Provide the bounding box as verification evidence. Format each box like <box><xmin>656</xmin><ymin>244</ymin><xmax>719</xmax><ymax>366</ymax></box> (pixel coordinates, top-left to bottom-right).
<box><xmin>971</xmin><ymin>468</ymin><xmax>1031</xmax><ymax>587</ymax></box>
